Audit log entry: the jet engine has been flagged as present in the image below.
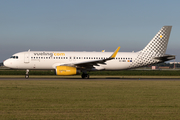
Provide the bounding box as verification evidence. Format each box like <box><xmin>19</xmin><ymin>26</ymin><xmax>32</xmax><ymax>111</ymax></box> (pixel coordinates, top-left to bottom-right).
<box><xmin>56</xmin><ymin>66</ymin><xmax>79</xmax><ymax>75</ymax></box>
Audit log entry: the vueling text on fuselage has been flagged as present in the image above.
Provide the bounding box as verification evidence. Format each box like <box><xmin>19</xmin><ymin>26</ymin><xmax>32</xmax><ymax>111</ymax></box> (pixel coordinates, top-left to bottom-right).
<box><xmin>34</xmin><ymin>52</ymin><xmax>65</xmax><ymax>57</ymax></box>
<box><xmin>53</xmin><ymin>52</ymin><xmax>65</xmax><ymax>56</ymax></box>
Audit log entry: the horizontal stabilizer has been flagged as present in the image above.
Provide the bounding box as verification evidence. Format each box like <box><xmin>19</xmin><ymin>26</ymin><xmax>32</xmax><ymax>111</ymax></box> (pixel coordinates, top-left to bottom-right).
<box><xmin>153</xmin><ymin>54</ymin><xmax>175</xmax><ymax>61</ymax></box>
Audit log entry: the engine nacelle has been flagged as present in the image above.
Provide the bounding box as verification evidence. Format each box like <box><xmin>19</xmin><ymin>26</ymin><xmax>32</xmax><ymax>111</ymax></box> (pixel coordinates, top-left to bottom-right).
<box><xmin>56</xmin><ymin>66</ymin><xmax>78</xmax><ymax>75</ymax></box>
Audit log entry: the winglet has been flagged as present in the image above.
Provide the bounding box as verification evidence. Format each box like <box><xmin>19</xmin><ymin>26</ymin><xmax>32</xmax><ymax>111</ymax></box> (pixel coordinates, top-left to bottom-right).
<box><xmin>110</xmin><ymin>47</ymin><xmax>120</xmax><ymax>58</ymax></box>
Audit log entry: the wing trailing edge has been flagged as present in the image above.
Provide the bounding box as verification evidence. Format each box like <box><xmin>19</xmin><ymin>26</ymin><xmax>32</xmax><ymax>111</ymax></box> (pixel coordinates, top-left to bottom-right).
<box><xmin>65</xmin><ymin>46</ymin><xmax>121</xmax><ymax>69</ymax></box>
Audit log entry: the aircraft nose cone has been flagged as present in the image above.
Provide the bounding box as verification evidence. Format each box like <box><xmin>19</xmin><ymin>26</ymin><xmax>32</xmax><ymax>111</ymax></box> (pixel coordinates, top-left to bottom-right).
<box><xmin>3</xmin><ymin>60</ymin><xmax>7</xmax><ymax>67</ymax></box>
<box><xmin>3</xmin><ymin>60</ymin><xmax>9</xmax><ymax>67</ymax></box>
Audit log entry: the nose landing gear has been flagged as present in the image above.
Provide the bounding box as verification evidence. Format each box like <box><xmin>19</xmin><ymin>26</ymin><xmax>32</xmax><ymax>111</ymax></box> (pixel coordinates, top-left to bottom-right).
<box><xmin>25</xmin><ymin>69</ymin><xmax>29</xmax><ymax>79</ymax></box>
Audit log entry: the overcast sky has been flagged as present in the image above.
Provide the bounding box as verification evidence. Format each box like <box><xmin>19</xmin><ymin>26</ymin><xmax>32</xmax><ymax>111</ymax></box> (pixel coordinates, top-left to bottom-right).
<box><xmin>1</xmin><ymin>0</ymin><xmax>180</xmax><ymax>62</ymax></box>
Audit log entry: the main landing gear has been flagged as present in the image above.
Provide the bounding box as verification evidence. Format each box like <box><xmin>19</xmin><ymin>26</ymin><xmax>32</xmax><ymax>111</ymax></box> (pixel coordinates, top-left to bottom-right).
<box><xmin>81</xmin><ymin>72</ymin><xmax>89</xmax><ymax>79</ymax></box>
<box><xmin>25</xmin><ymin>69</ymin><xmax>29</xmax><ymax>79</ymax></box>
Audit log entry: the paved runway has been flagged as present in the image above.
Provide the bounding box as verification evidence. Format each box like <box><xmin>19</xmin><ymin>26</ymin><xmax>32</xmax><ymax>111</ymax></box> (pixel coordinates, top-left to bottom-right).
<box><xmin>0</xmin><ymin>78</ymin><xmax>180</xmax><ymax>81</ymax></box>
<box><xmin>1</xmin><ymin>75</ymin><xmax>180</xmax><ymax>79</ymax></box>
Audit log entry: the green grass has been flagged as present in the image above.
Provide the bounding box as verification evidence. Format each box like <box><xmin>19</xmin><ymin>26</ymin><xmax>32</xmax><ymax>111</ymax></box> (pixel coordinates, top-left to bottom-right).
<box><xmin>0</xmin><ymin>70</ymin><xmax>55</xmax><ymax>75</ymax></box>
<box><xmin>1</xmin><ymin>69</ymin><xmax>180</xmax><ymax>76</ymax></box>
<box><xmin>90</xmin><ymin>70</ymin><xmax>180</xmax><ymax>76</ymax></box>
<box><xmin>0</xmin><ymin>80</ymin><xmax>180</xmax><ymax>119</ymax></box>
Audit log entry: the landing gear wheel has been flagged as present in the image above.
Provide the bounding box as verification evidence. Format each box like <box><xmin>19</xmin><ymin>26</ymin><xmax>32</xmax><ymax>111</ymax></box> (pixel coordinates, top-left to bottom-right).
<box><xmin>25</xmin><ymin>74</ymin><xmax>29</xmax><ymax>79</ymax></box>
<box><xmin>25</xmin><ymin>69</ymin><xmax>29</xmax><ymax>79</ymax></box>
<box><xmin>85</xmin><ymin>74</ymin><xmax>89</xmax><ymax>79</ymax></box>
<box><xmin>81</xmin><ymin>73</ymin><xmax>89</xmax><ymax>79</ymax></box>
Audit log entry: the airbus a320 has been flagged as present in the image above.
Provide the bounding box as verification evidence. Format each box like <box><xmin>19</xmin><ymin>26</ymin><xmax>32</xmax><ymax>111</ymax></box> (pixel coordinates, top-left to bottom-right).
<box><xmin>4</xmin><ymin>26</ymin><xmax>175</xmax><ymax>79</ymax></box>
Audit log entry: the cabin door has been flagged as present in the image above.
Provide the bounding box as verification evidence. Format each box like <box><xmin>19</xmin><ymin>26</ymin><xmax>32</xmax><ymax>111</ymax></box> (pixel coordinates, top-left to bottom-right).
<box><xmin>24</xmin><ymin>53</ymin><xmax>30</xmax><ymax>63</ymax></box>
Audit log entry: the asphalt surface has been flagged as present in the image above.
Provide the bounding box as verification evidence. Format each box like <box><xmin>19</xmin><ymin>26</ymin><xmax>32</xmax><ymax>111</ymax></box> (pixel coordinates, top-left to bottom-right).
<box><xmin>0</xmin><ymin>78</ymin><xmax>180</xmax><ymax>80</ymax></box>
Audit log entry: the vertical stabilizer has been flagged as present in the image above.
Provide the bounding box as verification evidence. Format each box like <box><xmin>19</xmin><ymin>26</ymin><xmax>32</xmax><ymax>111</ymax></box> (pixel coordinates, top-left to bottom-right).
<box><xmin>141</xmin><ymin>26</ymin><xmax>172</xmax><ymax>56</ymax></box>
<box><xmin>129</xmin><ymin>26</ymin><xmax>172</xmax><ymax>68</ymax></box>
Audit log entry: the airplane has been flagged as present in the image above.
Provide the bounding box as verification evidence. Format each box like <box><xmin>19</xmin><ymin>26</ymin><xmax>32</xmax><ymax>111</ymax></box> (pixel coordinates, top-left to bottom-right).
<box><xmin>3</xmin><ymin>26</ymin><xmax>175</xmax><ymax>79</ymax></box>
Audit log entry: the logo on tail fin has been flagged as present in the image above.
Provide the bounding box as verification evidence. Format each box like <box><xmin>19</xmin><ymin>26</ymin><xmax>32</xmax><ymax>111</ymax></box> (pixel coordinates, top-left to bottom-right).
<box><xmin>129</xmin><ymin>26</ymin><xmax>172</xmax><ymax>68</ymax></box>
<box><xmin>142</xmin><ymin>26</ymin><xmax>172</xmax><ymax>56</ymax></box>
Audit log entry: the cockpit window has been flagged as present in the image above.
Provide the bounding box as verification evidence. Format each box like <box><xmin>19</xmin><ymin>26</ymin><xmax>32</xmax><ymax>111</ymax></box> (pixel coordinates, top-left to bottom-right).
<box><xmin>10</xmin><ymin>56</ymin><xmax>18</xmax><ymax>59</ymax></box>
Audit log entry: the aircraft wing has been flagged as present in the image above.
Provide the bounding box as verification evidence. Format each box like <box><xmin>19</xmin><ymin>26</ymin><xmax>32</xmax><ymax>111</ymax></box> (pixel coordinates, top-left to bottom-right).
<box><xmin>63</xmin><ymin>47</ymin><xmax>120</xmax><ymax>69</ymax></box>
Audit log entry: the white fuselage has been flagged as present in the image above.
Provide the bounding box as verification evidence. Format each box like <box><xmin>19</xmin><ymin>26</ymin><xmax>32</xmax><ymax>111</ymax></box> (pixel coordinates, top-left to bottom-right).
<box><xmin>4</xmin><ymin>51</ymin><xmax>139</xmax><ymax>70</ymax></box>
<box><xmin>3</xmin><ymin>26</ymin><xmax>174</xmax><ymax>79</ymax></box>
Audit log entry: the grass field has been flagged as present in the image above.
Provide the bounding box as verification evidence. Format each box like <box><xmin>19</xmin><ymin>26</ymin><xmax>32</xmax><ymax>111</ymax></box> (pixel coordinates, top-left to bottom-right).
<box><xmin>1</xmin><ymin>69</ymin><xmax>180</xmax><ymax>76</ymax></box>
<box><xmin>0</xmin><ymin>80</ymin><xmax>180</xmax><ymax>119</ymax></box>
